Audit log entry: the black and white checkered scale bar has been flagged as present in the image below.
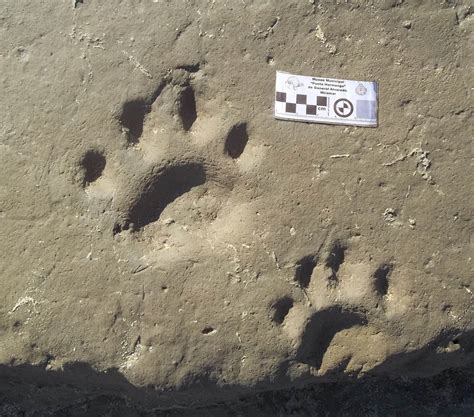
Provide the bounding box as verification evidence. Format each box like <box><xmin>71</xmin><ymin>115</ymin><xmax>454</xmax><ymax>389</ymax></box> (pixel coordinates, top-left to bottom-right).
<box><xmin>275</xmin><ymin>92</ymin><xmax>328</xmax><ymax>115</ymax></box>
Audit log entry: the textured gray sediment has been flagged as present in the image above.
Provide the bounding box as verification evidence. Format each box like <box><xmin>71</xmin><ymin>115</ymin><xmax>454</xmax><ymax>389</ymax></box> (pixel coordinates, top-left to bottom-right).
<box><xmin>1</xmin><ymin>0</ymin><xmax>472</xmax><ymax>414</ymax></box>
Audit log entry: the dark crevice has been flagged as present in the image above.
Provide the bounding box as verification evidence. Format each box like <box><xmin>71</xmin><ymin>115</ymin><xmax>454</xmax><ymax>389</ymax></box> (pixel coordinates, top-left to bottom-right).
<box><xmin>176</xmin><ymin>63</ymin><xmax>201</xmax><ymax>73</ymax></box>
<box><xmin>120</xmin><ymin>100</ymin><xmax>150</xmax><ymax>143</ymax></box>
<box><xmin>272</xmin><ymin>297</ymin><xmax>294</xmax><ymax>324</ymax></box>
<box><xmin>326</xmin><ymin>242</ymin><xmax>346</xmax><ymax>273</ymax></box>
<box><xmin>294</xmin><ymin>256</ymin><xmax>317</xmax><ymax>289</ymax></box>
<box><xmin>38</xmin><ymin>354</ymin><xmax>55</xmax><ymax>369</ymax></box>
<box><xmin>178</xmin><ymin>86</ymin><xmax>197</xmax><ymax>131</ymax></box>
<box><xmin>132</xmin><ymin>336</ymin><xmax>141</xmax><ymax>351</ymax></box>
<box><xmin>123</xmin><ymin>162</ymin><xmax>206</xmax><ymax>231</ymax></box>
<box><xmin>81</xmin><ymin>150</ymin><xmax>106</xmax><ymax>186</ymax></box>
<box><xmin>326</xmin><ymin>242</ymin><xmax>346</xmax><ymax>287</ymax></box>
<box><xmin>373</xmin><ymin>263</ymin><xmax>393</xmax><ymax>296</ymax></box>
<box><xmin>201</xmin><ymin>327</ymin><xmax>215</xmax><ymax>335</ymax></box>
<box><xmin>297</xmin><ymin>307</ymin><xmax>367</xmax><ymax>369</ymax></box>
<box><xmin>455</xmin><ymin>7</ymin><xmax>473</xmax><ymax>25</ymax></box>
<box><xmin>224</xmin><ymin>123</ymin><xmax>249</xmax><ymax>159</ymax></box>
<box><xmin>119</xmin><ymin>82</ymin><xmax>165</xmax><ymax>144</ymax></box>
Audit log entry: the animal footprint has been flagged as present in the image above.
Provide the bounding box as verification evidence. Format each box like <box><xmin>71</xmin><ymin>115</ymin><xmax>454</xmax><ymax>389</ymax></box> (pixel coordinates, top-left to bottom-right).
<box><xmin>77</xmin><ymin>66</ymin><xmax>263</xmax><ymax>271</ymax></box>
<box><xmin>272</xmin><ymin>239</ymin><xmax>396</xmax><ymax>373</ymax></box>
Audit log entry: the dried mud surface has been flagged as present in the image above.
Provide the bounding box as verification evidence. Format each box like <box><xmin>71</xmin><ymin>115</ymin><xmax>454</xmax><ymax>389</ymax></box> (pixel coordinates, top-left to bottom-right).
<box><xmin>0</xmin><ymin>0</ymin><xmax>473</xmax><ymax>415</ymax></box>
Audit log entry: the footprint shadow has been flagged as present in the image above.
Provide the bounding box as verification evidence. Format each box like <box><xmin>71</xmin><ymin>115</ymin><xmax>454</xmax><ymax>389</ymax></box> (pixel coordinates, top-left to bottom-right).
<box><xmin>117</xmin><ymin>162</ymin><xmax>207</xmax><ymax>232</ymax></box>
<box><xmin>297</xmin><ymin>306</ymin><xmax>367</xmax><ymax>369</ymax></box>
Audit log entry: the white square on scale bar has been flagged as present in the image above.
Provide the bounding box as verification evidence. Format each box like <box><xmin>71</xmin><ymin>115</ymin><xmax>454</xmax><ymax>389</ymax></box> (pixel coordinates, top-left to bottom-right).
<box><xmin>274</xmin><ymin>71</ymin><xmax>378</xmax><ymax>127</ymax></box>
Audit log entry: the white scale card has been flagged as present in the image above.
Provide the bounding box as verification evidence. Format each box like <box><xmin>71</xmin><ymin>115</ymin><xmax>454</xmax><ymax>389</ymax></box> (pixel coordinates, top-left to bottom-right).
<box><xmin>274</xmin><ymin>71</ymin><xmax>378</xmax><ymax>127</ymax></box>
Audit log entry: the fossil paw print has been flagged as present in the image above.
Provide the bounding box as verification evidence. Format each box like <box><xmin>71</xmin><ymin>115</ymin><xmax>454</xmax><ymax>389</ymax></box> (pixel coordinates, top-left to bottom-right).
<box><xmin>76</xmin><ymin>67</ymin><xmax>257</xmax><ymax>250</ymax></box>
<box><xmin>271</xmin><ymin>240</ymin><xmax>394</xmax><ymax>372</ymax></box>
<box><xmin>114</xmin><ymin>70</ymin><xmax>250</xmax><ymax>236</ymax></box>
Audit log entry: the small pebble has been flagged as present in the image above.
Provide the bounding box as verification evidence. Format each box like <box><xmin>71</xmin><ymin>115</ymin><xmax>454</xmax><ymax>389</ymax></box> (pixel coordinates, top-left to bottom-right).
<box><xmin>383</xmin><ymin>208</ymin><xmax>397</xmax><ymax>223</ymax></box>
<box><xmin>402</xmin><ymin>20</ymin><xmax>412</xmax><ymax>29</ymax></box>
<box><xmin>327</xmin><ymin>44</ymin><xmax>337</xmax><ymax>55</ymax></box>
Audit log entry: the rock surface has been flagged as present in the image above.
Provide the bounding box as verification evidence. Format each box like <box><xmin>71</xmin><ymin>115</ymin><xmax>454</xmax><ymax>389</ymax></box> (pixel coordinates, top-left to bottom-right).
<box><xmin>1</xmin><ymin>0</ymin><xmax>473</xmax><ymax>413</ymax></box>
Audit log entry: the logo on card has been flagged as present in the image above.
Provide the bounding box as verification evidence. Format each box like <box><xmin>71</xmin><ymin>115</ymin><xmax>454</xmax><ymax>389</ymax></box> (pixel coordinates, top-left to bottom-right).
<box><xmin>355</xmin><ymin>83</ymin><xmax>367</xmax><ymax>95</ymax></box>
<box><xmin>285</xmin><ymin>76</ymin><xmax>303</xmax><ymax>91</ymax></box>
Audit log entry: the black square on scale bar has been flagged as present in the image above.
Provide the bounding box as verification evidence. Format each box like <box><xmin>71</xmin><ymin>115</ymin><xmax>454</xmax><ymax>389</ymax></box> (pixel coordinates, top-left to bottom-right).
<box><xmin>317</xmin><ymin>96</ymin><xmax>328</xmax><ymax>106</ymax></box>
<box><xmin>286</xmin><ymin>103</ymin><xmax>296</xmax><ymax>113</ymax></box>
<box><xmin>296</xmin><ymin>94</ymin><xmax>307</xmax><ymax>104</ymax></box>
<box><xmin>276</xmin><ymin>92</ymin><xmax>286</xmax><ymax>102</ymax></box>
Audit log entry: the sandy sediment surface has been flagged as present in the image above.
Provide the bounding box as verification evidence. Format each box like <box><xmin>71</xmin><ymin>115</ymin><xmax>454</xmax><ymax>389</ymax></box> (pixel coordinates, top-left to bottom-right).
<box><xmin>0</xmin><ymin>0</ymin><xmax>473</xmax><ymax>414</ymax></box>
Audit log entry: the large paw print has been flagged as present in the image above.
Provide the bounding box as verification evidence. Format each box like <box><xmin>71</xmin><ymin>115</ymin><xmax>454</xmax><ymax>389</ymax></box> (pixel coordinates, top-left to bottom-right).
<box><xmin>78</xmin><ymin>67</ymin><xmax>261</xmax><ymax>266</ymax></box>
<box><xmin>114</xmin><ymin>69</ymin><xmax>246</xmax><ymax>234</ymax></box>
<box><xmin>271</xmin><ymin>239</ymin><xmax>396</xmax><ymax>373</ymax></box>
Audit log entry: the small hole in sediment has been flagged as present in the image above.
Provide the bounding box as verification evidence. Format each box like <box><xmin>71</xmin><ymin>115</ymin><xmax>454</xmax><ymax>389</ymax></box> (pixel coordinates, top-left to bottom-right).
<box><xmin>201</xmin><ymin>326</ymin><xmax>216</xmax><ymax>335</ymax></box>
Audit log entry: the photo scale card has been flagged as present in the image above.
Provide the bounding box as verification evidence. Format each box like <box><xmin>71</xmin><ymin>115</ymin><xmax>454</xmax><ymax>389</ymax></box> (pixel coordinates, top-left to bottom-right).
<box><xmin>274</xmin><ymin>71</ymin><xmax>378</xmax><ymax>127</ymax></box>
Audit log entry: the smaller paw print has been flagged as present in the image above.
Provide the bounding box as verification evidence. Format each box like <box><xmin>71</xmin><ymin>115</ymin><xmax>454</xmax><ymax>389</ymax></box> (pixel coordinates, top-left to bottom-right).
<box><xmin>270</xmin><ymin>239</ymin><xmax>395</xmax><ymax>373</ymax></box>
